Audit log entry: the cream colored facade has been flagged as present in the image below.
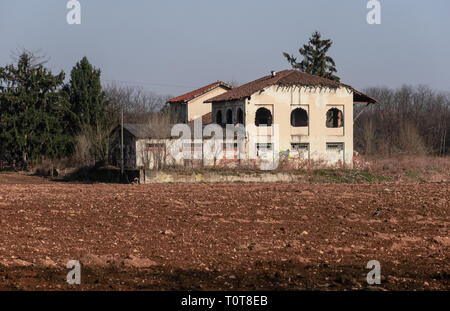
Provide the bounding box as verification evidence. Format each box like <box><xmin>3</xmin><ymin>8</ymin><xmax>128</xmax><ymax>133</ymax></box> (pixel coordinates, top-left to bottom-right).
<box><xmin>211</xmin><ymin>85</ymin><xmax>355</xmax><ymax>166</ymax></box>
<box><xmin>169</xmin><ymin>85</ymin><xmax>230</xmax><ymax>123</ymax></box>
<box><xmin>186</xmin><ymin>86</ymin><xmax>229</xmax><ymax>122</ymax></box>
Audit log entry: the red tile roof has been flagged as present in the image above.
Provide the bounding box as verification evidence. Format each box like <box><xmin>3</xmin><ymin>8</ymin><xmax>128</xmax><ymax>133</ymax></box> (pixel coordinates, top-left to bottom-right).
<box><xmin>168</xmin><ymin>81</ymin><xmax>232</xmax><ymax>104</ymax></box>
<box><xmin>188</xmin><ymin>112</ymin><xmax>212</xmax><ymax>125</ymax></box>
<box><xmin>205</xmin><ymin>70</ymin><xmax>378</xmax><ymax>104</ymax></box>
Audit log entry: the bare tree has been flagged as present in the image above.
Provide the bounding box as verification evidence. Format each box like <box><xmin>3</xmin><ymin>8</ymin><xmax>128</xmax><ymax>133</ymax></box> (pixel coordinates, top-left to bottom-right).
<box><xmin>355</xmin><ymin>85</ymin><xmax>450</xmax><ymax>157</ymax></box>
<box><xmin>104</xmin><ymin>84</ymin><xmax>172</xmax><ymax>124</ymax></box>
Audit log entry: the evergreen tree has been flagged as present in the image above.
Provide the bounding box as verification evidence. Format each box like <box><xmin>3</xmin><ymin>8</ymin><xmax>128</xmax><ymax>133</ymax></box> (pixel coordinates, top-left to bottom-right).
<box><xmin>66</xmin><ymin>57</ymin><xmax>106</xmax><ymax>131</ymax></box>
<box><xmin>65</xmin><ymin>57</ymin><xmax>110</xmax><ymax>162</ymax></box>
<box><xmin>0</xmin><ymin>52</ymin><xmax>72</xmax><ymax>167</ymax></box>
<box><xmin>283</xmin><ymin>31</ymin><xmax>340</xmax><ymax>82</ymax></box>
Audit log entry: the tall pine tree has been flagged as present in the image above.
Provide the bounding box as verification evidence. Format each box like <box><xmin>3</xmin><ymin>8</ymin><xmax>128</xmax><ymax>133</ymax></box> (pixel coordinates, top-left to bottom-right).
<box><xmin>66</xmin><ymin>57</ymin><xmax>106</xmax><ymax>131</ymax></box>
<box><xmin>283</xmin><ymin>31</ymin><xmax>340</xmax><ymax>82</ymax></box>
<box><xmin>65</xmin><ymin>57</ymin><xmax>110</xmax><ymax>162</ymax></box>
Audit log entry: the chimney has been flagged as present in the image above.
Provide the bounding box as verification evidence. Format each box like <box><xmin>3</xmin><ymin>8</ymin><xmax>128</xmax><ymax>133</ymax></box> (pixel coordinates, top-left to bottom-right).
<box><xmin>271</xmin><ymin>71</ymin><xmax>277</xmax><ymax>77</ymax></box>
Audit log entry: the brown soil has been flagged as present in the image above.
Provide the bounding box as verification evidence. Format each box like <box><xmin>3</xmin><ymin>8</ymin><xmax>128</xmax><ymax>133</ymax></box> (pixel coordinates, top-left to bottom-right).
<box><xmin>0</xmin><ymin>173</ymin><xmax>448</xmax><ymax>290</ymax></box>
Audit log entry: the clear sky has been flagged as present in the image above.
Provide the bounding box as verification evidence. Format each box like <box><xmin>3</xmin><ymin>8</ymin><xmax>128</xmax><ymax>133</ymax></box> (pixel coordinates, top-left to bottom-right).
<box><xmin>1</xmin><ymin>0</ymin><xmax>449</xmax><ymax>96</ymax></box>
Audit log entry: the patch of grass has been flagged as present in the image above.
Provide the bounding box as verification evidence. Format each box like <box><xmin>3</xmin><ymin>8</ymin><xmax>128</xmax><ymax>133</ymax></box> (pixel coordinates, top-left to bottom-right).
<box><xmin>0</xmin><ymin>171</ymin><xmax>15</xmax><ymax>174</ymax></box>
<box><xmin>404</xmin><ymin>170</ymin><xmax>425</xmax><ymax>182</ymax></box>
<box><xmin>309</xmin><ymin>169</ymin><xmax>391</xmax><ymax>184</ymax></box>
<box><xmin>358</xmin><ymin>170</ymin><xmax>392</xmax><ymax>183</ymax></box>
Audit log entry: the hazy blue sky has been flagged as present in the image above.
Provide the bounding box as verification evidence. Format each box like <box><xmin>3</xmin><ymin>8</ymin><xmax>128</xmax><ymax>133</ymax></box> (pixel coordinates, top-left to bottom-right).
<box><xmin>1</xmin><ymin>0</ymin><xmax>449</xmax><ymax>96</ymax></box>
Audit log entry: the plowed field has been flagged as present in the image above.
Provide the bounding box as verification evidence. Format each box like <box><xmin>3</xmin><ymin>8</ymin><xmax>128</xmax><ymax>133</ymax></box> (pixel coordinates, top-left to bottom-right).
<box><xmin>0</xmin><ymin>174</ymin><xmax>448</xmax><ymax>290</ymax></box>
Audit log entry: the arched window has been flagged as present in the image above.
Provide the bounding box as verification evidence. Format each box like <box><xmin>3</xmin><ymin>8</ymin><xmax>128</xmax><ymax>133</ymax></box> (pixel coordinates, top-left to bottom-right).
<box><xmin>226</xmin><ymin>109</ymin><xmax>233</xmax><ymax>124</ymax></box>
<box><xmin>326</xmin><ymin>108</ymin><xmax>344</xmax><ymax>128</ymax></box>
<box><xmin>236</xmin><ymin>108</ymin><xmax>244</xmax><ymax>124</ymax></box>
<box><xmin>216</xmin><ymin>110</ymin><xmax>223</xmax><ymax>125</ymax></box>
<box><xmin>255</xmin><ymin>108</ymin><xmax>272</xmax><ymax>126</ymax></box>
<box><xmin>291</xmin><ymin>108</ymin><xmax>308</xmax><ymax>127</ymax></box>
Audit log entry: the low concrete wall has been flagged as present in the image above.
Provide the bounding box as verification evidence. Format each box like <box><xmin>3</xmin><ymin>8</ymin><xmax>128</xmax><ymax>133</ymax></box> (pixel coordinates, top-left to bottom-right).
<box><xmin>140</xmin><ymin>170</ymin><xmax>300</xmax><ymax>184</ymax></box>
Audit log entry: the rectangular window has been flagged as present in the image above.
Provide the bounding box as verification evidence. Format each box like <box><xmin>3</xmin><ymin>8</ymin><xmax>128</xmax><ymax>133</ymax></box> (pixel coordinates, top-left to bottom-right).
<box><xmin>256</xmin><ymin>143</ymin><xmax>272</xmax><ymax>151</ymax></box>
<box><xmin>147</xmin><ymin>143</ymin><xmax>165</xmax><ymax>149</ymax></box>
<box><xmin>326</xmin><ymin>142</ymin><xmax>344</xmax><ymax>151</ymax></box>
<box><xmin>223</xmin><ymin>142</ymin><xmax>238</xmax><ymax>149</ymax></box>
<box><xmin>256</xmin><ymin>143</ymin><xmax>272</xmax><ymax>157</ymax></box>
<box><xmin>291</xmin><ymin>143</ymin><xmax>309</xmax><ymax>152</ymax></box>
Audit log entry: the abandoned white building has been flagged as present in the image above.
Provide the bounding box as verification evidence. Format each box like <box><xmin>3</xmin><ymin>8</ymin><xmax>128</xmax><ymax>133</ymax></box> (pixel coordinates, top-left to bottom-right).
<box><xmin>110</xmin><ymin>70</ymin><xmax>377</xmax><ymax>170</ymax></box>
<box><xmin>205</xmin><ymin>70</ymin><xmax>378</xmax><ymax>166</ymax></box>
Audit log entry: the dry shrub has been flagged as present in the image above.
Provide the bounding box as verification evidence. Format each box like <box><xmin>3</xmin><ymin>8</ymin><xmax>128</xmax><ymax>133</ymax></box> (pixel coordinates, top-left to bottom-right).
<box><xmin>72</xmin><ymin>134</ymin><xmax>93</xmax><ymax>167</ymax></box>
<box><xmin>33</xmin><ymin>158</ymin><xmax>73</xmax><ymax>177</ymax></box>
<box><xmin>358</xmin><ymin>155</ymin><xmax>450</xmax><ymax>182</ymax></box>
<box><xmin>398</xmin><ymin>122</ymin><xmax>428</xmax><ymax>156</ymax></box>
<box><xmin>361</xmin><ymin>120</ymin><xmax>376</xmax><ymax>155</ymax></box>
<box><xmin>353</xmin><ymin>155</ymin><xmax>371</xmax><ymax>171</ymax></box>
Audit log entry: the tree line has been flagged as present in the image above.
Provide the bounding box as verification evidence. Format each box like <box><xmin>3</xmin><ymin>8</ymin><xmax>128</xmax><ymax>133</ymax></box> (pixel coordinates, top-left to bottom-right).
<box><xmin>0</xmin><ymin>50</ymin><xmax>169</xmax><ymax>169</ymax></box>
<box><xmin>355</xmin><ymin>85</ymin><xmax>449</xmax><ymax>157</ymax></box>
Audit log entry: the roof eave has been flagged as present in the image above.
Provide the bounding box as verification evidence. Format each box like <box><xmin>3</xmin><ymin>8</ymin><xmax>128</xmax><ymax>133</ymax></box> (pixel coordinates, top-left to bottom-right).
<box><xmin>352</xmin><ymin>90</ymin><xmax>379</xmax><ymax>104</ymax></box>
<box><xmin>205</xmin><ymin>95</ymin><xmax>251</xmax><ymax>104</ymax></box>
<box><xmin>167</xmin><ymin>100</ymin><xmax>188</xmax><ymax>104</ymax></box>
<box><xmin>168</xmin><ymin>82</ymin><xmax>233</xmax><ymax>105</ymax></box>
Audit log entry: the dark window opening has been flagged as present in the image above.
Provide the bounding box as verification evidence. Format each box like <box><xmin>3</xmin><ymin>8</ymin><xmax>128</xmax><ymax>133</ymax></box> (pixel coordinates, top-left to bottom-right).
<box><xmin>226</xmin><ymin>109</ymin><xmax>233</xmax><ymax>124</ymax></box>
<box><xmin>236</xmin><ymin>108</ymin><xmax>244</xmax><ymax>124</ymax></box>
<box><xmin>147</xmin><ymin>143</ymin><xmax>165</xmax><ymax>150</ymax></box>
<box><xmin>216</xmin><ymin>110</ymin><xmax>223</xmax><ymax>125</ymax></box>
<box><xmin>255</xmin><ymin>108</ymin><xmax>272</xmax><ymax>126</ymax></box>
<box><xmin>326</xmin><ymin>108</ymin><xmax>344</xmax><ymax>128</ymax></box>
<box><xmin>291</xmin><ymin>108</ymin><xmax>308</xmax><ymax>127</ymax></box>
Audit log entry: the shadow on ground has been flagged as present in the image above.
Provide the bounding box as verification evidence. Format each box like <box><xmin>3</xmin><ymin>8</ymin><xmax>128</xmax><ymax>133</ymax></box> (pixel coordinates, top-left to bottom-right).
<box><xmin>1</xmin><ymin>260</ymin><xmax>447</xmax><ymax>291</ymax></box>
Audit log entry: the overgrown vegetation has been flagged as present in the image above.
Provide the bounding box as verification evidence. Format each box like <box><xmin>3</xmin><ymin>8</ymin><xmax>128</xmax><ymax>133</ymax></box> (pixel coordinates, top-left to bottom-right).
<box><xmin>140</xmin><ymin>155</ymin><xmax>449</xmax><ymax>183</ymax></box>
<box><xmin>308</xmin><ymin>169</ymin><xmax>391</xmax><ymax>184</ymax></box>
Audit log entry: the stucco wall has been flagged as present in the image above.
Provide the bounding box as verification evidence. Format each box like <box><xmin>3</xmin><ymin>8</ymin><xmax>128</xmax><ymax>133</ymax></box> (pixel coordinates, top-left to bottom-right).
<box><xmin>135</xmin><ymin>138</ymin><xmax>178</xmax><ymax>168</ymax></box>
<box><xmin>187</xmin><ymin>86</ymin><xmax>230</xmax><ymax>122</ymax></box>
<box><xmin>211</xmin><ymin>85</ymin><xmax>354</xmax><ymax>166</ymax></box>
<box><xmin>247</xmin><ymin>85</ymin><xmax>354</xmax><ymax>165</ymax></box>
<box><xmin>211</xmin><ymin>99</ymin><xmax>246</xmax><ymax>125</ymax></box>
<box><xmin>109</xmin><ymin>128</ymin><xmax>137</xmax><ymax>168</ymax></box>
<box><xmin>134</xmin><ymin>86</ymin><xmax>354</xmax><ymax>169</ymax></box>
